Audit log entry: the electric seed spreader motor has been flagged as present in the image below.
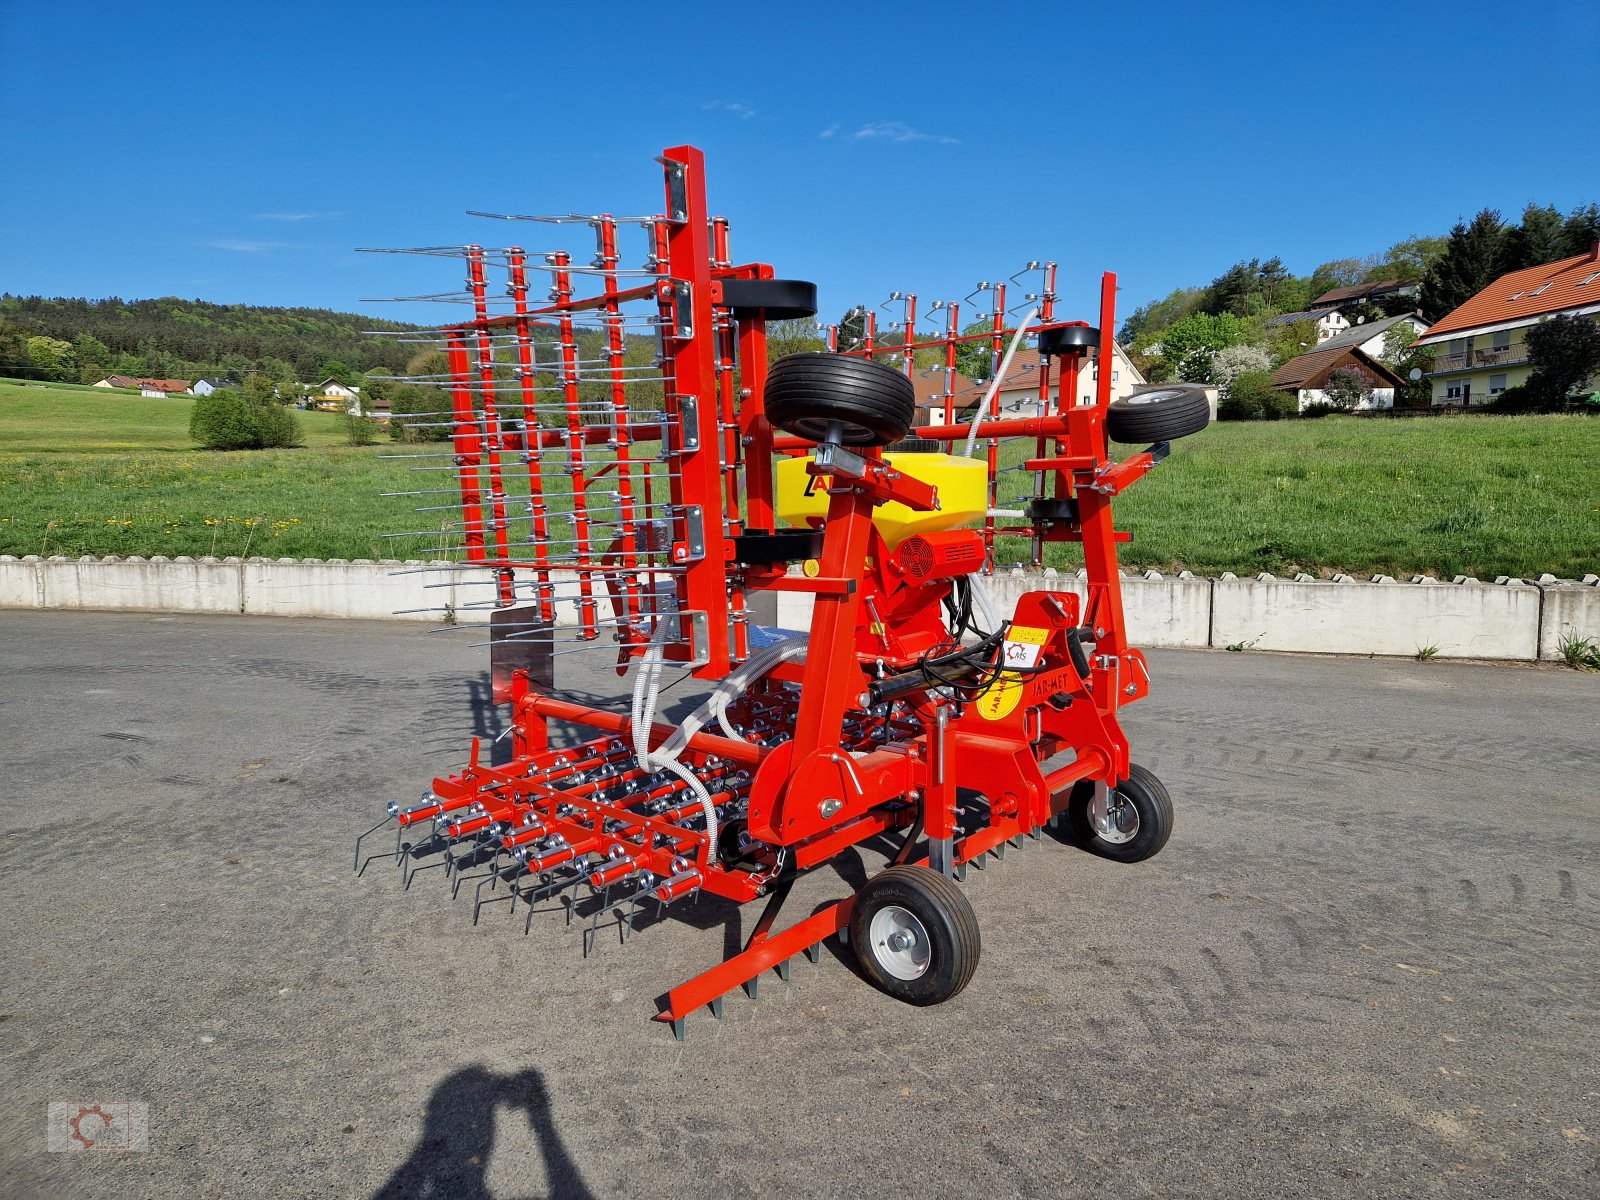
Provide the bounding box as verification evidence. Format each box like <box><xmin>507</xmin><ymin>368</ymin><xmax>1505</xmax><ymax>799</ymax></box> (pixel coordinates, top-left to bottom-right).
<box><xmin>354</xmin><ymin>145</ymin><xmax>1211</xmax><ymax>1036</ymax></box>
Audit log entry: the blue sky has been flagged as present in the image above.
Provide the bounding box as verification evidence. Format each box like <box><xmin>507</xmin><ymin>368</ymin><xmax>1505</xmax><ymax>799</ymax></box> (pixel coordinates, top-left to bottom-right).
<box><xmin>3</xmin><ymin>0</ymin><xmax>1597</xmax><ymax>331</ymax></box>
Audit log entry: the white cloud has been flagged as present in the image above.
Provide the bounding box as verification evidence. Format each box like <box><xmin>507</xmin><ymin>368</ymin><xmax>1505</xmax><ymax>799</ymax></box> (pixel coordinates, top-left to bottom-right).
<box><xmin>818</xmin><ymin>123</ymin><xmax>840</xmax><ymax>138</ymax></box>
<box><xmin>850</xmin><ymin>121</ymin><xmax>959</xmax><ymax>145</ymax></box>
<box><xmin>205</xmin><ymin>238</ymin><xmax>293</xmax><ymax>253</ymax></box>
<box><xmin>252</xmin><ymin>211</ymin><xmax>344</xmax><ymax>222</ymax></box>
<box><xmin>700</xmin><ymin>99</ymin><xmax>757</xmax><ymax>119</ymax></box>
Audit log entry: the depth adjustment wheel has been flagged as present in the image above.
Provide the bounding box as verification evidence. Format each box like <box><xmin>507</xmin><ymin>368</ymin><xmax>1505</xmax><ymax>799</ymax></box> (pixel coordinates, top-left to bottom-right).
<box><xmin>1105</xmin><ymin>385</ymin><xmax>1211</xmax><ymax>443</ymax></box>
<box><xmin>849</xmin><ymin>864</ymin><xmax>980</xmax><ymax>1005</ymax></box>
<box><xmin>1064</xmin><ymin>763</ymin><xmax>1174</xmax><ymax>863</ymax></box>
<box><xmin>764</xmin><ymin>352</ymin><xmax>917</xmax><ymax>447</ymax></box>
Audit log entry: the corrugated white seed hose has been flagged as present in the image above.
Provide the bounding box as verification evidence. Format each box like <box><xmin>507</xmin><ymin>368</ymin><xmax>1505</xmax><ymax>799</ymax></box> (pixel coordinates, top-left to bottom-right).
<box><xmin>656</xmin><ymin>636</ymin><xmax>806</xmax><ymax>758</ymax></box>
<box><xmin>963</xmin><ymin>306</ymin><xmax>1038</xmax><ymax>459</ymax></box>
<box><xmin>970</xmin><ymin>574</ymin><xmax>1001</xmax><ymax>634</ymax></box>
<box><xmin>632</xmin><ymin>622</ymin><xmax>812</xmax><ymax>861</ymax></box>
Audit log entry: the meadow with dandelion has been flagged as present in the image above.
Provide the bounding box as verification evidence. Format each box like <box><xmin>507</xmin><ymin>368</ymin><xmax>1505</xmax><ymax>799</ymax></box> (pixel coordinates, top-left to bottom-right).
<box><xmin>3</xmin><ymin>378</ymin><xmax>1597</xmax><ymax>578</ymax></box>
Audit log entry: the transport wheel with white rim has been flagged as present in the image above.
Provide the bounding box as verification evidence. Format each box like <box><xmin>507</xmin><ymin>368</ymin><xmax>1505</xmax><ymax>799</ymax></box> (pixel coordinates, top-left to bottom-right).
<box><xmin>1104</xmin><ymin>385</ymin><xmax>1211</xmax><ymax>443</ymax></box>
<box><xmin>764</xmin><ymin>352</ymin><xmax>917</xmax><ymax>447</ymax></box>
<box><xmin>849</xmin><ymin>864</ymin><xmax>980</xmax><ymax>1005</ymax></box>
<box><xmin>1064</xmin><ymin>763</ymin><xmax>1174</xmax><ymax>864</ymax></box>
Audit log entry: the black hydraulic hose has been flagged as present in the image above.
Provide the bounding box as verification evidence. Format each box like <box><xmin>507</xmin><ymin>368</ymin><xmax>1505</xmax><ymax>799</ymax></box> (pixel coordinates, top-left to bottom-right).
<box><xmin>1065</xmin><ymin>627</ymin><xmax>1093</xmax><ymax>679</ymax></box>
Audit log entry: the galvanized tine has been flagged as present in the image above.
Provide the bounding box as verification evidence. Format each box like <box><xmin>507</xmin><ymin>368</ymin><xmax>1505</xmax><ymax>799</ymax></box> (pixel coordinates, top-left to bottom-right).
<box><xmin>402</xmin><ymin>829</ymin><xmax>451</xmax><ymax>889</ymax></box>
<box><xmin>451</xmin><ymin>832</ymin><xmax>502</xmax><ymax>899</ymax></box>
<box><xmin>353</xmin><ymin>813</ymin><xmax>399</xmax><ymax>875</ymax></box>
<box><xmin>470</xmin><ymin>851</ymin><xmax>522</xmax><ymax>926</ymax></box>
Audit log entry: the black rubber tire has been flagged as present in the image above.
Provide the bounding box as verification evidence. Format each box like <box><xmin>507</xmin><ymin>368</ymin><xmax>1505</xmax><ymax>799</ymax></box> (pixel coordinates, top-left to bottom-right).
<box><xmin>1038</xmin><ymin>324</ymin><xmax>1100</xmax><ymax>357</ymax></box>
<box><xmin>1064</xmin><ymin>763</ymin><xmax>1174</xmax><ymax>863</ymax></box>
<box><xmin>849</xmin><ymin>864</ymin><xmax>980</xmax><ymax>1006</ymax></box>
<box><xmin>719</xmin><ymin>278</ymin><xmax>818</xmax><ymax>321</ymax></box>
<box><xmin>1104</xmin><ymin>386</ymin><xmax>1211</xmax><ymax>443</ymax></box>
<box><xmin>765</xmin><ymin>353</ymin><xmax>916</xmax><ymax>447</ymax></box>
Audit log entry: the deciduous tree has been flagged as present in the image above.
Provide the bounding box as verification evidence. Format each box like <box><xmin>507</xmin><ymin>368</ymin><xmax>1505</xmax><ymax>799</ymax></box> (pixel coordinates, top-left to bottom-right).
<box><xmin>1322</xmin><ymin>367</ymin><xmax>1375</xmax><ymax>411</ymax></box>
<box><xmin>765</xmin><ymin>317</ymin><xmax>825</xmax><ymax>363</ymax></box>
<box><xmin>25</xmin><ymin>335</ymin><xmax>75</xmax><ymax>381</ymax></box>
<box><xmin>1522</xmin><ymin>315</ymin><xmax>1600</xmax><ymax>405</ymax></box>
<box><xmin>1156</xmin><ymin>312</ymin><xmax>1248</xmax><ymax>383</ymax></box>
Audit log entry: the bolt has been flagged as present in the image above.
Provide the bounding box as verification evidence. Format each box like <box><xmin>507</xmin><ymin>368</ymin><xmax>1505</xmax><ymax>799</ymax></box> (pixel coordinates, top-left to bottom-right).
<box><xmin>819</xmin><ymin>798</ymin><xmax>843</xmax><ymax>819</ymax></box>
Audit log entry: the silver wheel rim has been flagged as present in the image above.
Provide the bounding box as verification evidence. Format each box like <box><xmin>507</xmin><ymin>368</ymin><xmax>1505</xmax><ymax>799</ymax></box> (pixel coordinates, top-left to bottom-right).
<box><xmin>1126</xmin><ymin>389</ymin><xmax>1178</xmax><ymax>406</ymax></box>
<box><xmin>869</xmin><ymin>904</ymin><xmax>932</xmax><ymax>980</ymax></box>
<box><xmin>1094</xmin><ymin>793</ymin><xmax>1140</xmax><ymax>844</ymax></box>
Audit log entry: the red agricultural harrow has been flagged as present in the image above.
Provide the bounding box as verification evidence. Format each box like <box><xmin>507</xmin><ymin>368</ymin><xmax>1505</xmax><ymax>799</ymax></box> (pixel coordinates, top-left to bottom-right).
<box><xmin>354</xmin><ymin>145</ymin><xmax>1210</xmax><ymax>1036</ymax></box>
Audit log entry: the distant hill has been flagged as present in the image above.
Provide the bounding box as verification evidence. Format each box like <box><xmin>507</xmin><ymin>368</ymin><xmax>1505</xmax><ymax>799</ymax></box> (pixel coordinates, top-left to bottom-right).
<box><xmin>0</xmin><ymin>294</ymin><xmax>430</xmax><ymax>386</ymax></box>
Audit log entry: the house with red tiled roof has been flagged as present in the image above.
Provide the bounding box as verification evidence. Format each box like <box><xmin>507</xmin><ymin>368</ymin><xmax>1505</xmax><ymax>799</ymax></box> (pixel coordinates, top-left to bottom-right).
<box><xmin>1312</xmin><ymin>278</ymin><xmax>1420</xmax><ymax>308</ymax></box>
<box><xmin>1412</xmin><ymin>244</ymin><xmax>1600</xmax><ymax>406</ymax></box>
<box><xmin>947</xmin><ymin>339</ymin><xmax>1149</xmax><ymax>422</ymax></box>
<box><xmin>92</xmin><ymin>375</ymin><xmax>139</xmax><ymax>390</ymax></box>
<box><xmin>134</xmin><ymin>378</ymin><xmax>192</xmax><ymax>397</ymax></box>
<box><xmin>897</xmin><ymin>337</ymin><xmax>1153</xmax><ymax>427</ymax></box>
<box><xmin>904</xmin><ymin>366</ymin><xmax>985</xmax><ymax>426</ymax></box>
<box><xmin>1270</xmin><ymin>346</ymin><xmax>1405</xmax><ymax>411</ymax></box>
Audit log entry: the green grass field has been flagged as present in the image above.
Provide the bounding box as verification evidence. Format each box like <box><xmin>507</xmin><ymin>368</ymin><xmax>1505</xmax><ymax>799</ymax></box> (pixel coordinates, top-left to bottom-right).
<box><xmin>0</xmin><ymin>379</ymin><xmax>352</xmax><ymax>451</ymax></box>
<box><xmin>1030</xmin><ymin>414</ymin><xmax>1600</xmax><ymax>579</ymax></box>
<box><xmin>3</xmin><ymin>380</ymin><xmax>1597</xmax><ymax>577</ymax></box>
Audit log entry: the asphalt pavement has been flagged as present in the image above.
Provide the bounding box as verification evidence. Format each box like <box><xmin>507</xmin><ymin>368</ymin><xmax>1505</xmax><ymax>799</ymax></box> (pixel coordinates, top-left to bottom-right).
<box><xmin>2</xmin><ymin>610</ymin><xmax>1597</xmax><ymax>1199</ymax></box>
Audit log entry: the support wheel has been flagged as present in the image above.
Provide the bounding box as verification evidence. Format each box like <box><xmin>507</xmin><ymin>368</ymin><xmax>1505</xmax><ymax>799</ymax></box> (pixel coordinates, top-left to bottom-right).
<box><xmin>849</xmin><ymin>865</ymin><xmax>980</xmax><ymax>1005</ymax></box>
<box><xmin>765</xmin><ymin>353</ymin><xmax>916</xmax><ymax>447</ymax></box>
<box><xmin>1065</xmin><ymin>764</ymin><xmax>1174</xmax><ymax>863</ymax></box>
<box><xmin>1105</xmin><ymin>386</ymin><xmax>1211</xmax><ymax>443</ymax></box>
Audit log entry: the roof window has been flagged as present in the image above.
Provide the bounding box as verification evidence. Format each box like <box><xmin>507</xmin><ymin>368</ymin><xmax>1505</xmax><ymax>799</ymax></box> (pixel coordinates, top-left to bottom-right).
<box><xmin>1528</xmin><ymin>283</ymin><xmax>1552</xmax><ymax>297</ymax></box>
<box><xmin>1507</xmin><ymin>291</ymin><xmax>1524</xmax><ymax>300</ymax></box>
<box><xmin>1580</xmin><ymin>270</ymin><xmax>1600</xmax><ymax>286</ymax></box>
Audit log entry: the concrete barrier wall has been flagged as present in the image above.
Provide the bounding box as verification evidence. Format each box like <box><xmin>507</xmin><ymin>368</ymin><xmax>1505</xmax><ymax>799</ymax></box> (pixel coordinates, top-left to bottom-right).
<box><xmin>2</xmin><ymin>554</ymin><xmax>1595</xmax><ymax>662</ymax></box>
<box><xmin>1211</xmin><ymin>572</ymin><xmax>1543</xmax><ymax>660</ymax></box>
<box><xmin>1536</xmin><ymin>573</ymin><xmax>1600</xmax><ymax>660</ymax></box>
<box><xmin>39</xmin><ymin>555</ymin><xmax>242</xmax><ymax>615</ymax></box>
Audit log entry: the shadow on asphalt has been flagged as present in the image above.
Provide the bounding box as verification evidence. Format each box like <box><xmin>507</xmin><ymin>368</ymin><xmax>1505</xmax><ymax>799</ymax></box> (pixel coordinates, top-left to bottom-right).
<box><xmin>372</xmin><ymin>1065</ymin><xmax>595</xmax><ymax>1200</ymax></box>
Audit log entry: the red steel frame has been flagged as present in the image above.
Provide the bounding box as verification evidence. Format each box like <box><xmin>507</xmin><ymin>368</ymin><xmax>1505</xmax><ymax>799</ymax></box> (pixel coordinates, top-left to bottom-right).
<box><xmin>372</xmin><ymin>146</ymin><xmax>1169</xmax><ymax>1035</ymax></box>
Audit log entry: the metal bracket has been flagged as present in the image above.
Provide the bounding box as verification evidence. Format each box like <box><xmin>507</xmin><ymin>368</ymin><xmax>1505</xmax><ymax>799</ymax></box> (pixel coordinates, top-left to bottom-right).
<box><xmin>673</xmin><ymin>504</ymin><xmax>705</xmax><ymax>563</ymax></box>
<box><xmin>812</xmin><ymin>442</ymin><xmax>867</xmax><ymax>480</ymax></box>
<box><xmin>671</xmin><ymin>280</ymin><xmax>693</xmax><ymax>339</ymax></box>
<box><xmin>685</xmin><ymin>610</ymin><xmax>710</xmax><ymax>668</ymax></box>
<box><xmin>662</xmin><ymin>159</ymin><xmax>689</xmax><ymax>223</ymax></box>
<box><xmin>1090</xmin><ymin>779</ymin><xmax>1112</xmax><ymax>836</ymax></box>
<box><xmin>675</xmin><ymin>394</ymin><xmax>701</xmax><ymax>452</ymax></box>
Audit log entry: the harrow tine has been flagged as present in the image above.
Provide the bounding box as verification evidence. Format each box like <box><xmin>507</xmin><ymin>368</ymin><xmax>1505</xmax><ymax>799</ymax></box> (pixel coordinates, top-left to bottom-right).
<box><xmin>353</xmin><ymin>814</ymin><xmax>401</xmax><ymax>876</ymax></box>
<box><xmin>581</xmin><ymin>878</ymin><xmax>653</xmax><ymax>956</ymax></box>
<box><xmin>471</xmin><ymin>855</ymin><xmax>521</xmax><ymax>926</ymax></box>
<box><xmin>403</xmin><ymin>834</ymin><xmax>450</xmax><ymax>890</ymax></box>
<box><xmin>518</xmin><ymin>865</ymin><xmax>591</xmax><ymax>935</ymax></box>
<box><xmin>451</xmin><ymin>838</ymin><xmax>501</xmax><ymax>899</ymax></box>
